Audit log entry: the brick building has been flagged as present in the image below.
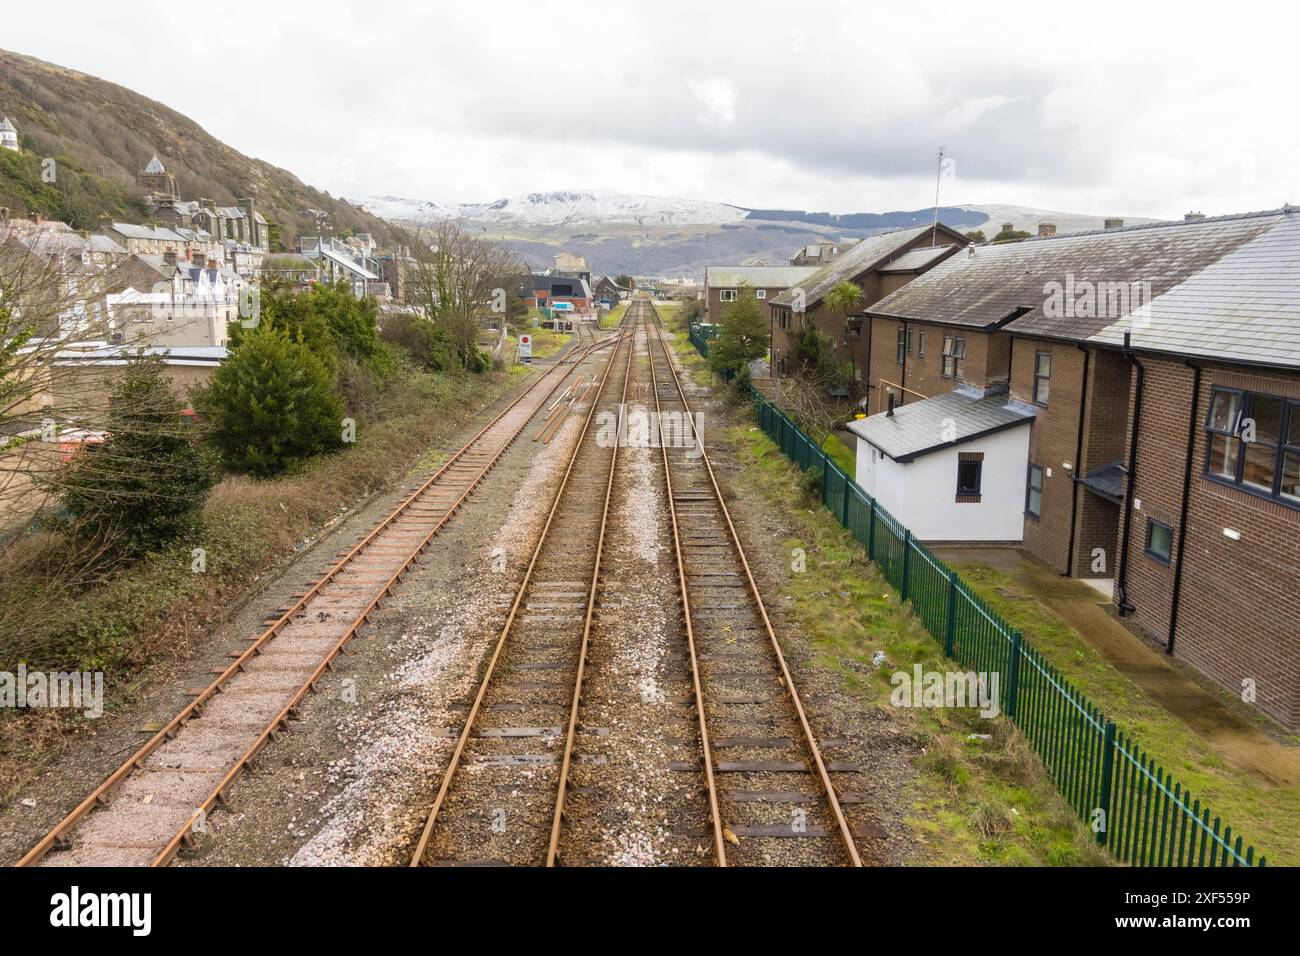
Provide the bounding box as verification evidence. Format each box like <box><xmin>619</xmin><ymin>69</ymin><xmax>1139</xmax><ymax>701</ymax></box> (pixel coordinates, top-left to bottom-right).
<box><xmin>851</xmin><ymin>207</ymin><xmax>1300</xmax><ymax>728</ymax></box>
<box><xmin>703</xmin><ymin>265</ymin><xmax>817</xmax><ymax>328</ymax></box>
<box><xmin>768</xmin><ymin>224</ymin><xmax>965</xmax><ymax>395</ymax></box>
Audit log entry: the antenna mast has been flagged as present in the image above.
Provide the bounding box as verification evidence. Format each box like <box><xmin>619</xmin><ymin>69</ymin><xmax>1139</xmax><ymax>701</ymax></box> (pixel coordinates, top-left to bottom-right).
<box><xmin>931</xmin><ymin>145</ymin><xmax>944</xmax><ymax>246</ymax></box>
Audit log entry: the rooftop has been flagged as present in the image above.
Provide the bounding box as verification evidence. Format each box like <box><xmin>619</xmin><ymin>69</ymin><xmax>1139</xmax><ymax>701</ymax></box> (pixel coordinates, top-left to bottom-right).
<box><xmin>705</xmin><ymin>265</ymin><xmax>819</xmax><ymax>288</ymax></box>
<box><xmin>847</xmin><ymin>385</ymin><xmax>1036</xmax><ymax>462</ymax></box>
<box><xmin>867</xmin><ymin>207</ymin><xmax>1300</xmax><ymax>368</ymax></box>
<box><xmin>771</xmin><ymin>223</ymin><xmax>966</xmax><ymax>309</ymax></box>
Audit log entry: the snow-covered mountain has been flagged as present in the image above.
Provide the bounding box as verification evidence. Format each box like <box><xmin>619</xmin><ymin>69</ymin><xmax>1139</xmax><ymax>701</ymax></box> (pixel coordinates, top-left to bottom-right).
<box><xmin>355</xmin><ymin>190</ymin><xmax>749</xmax><ymax>226</ymax></box>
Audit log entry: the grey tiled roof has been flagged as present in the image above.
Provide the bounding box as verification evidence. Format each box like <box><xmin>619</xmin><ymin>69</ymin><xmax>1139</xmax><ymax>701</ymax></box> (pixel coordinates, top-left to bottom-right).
<box><xmin>705</xmin><ymin>265</ymin><xmax>819</xmax><ymax>288</ymax></box>
<box><xmin>878</xmin><ymin>245</ymin><xmax>958</xmax><ymax>273</ymax></box>
<box><xmin>770</xmin><ymin>223</ymin><xmax>966</xmax><ymax>309</ymax></box>
<box><xmin>867</xmin><ymin>208</ymin><xmax>1300</xmax><ymax>367</ymax></box>
<box><xmin>846</xmin><ymin>385</ymin><xmax>1036</xmax><ymax>462</ymax></box>
<box><xmin>110</xmin><ymin>222</ymin><xmax>187</xmax><ymax>242</ymax></box>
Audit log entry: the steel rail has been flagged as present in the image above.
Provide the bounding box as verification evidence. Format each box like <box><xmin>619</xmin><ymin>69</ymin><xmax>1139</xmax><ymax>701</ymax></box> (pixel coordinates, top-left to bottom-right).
<box><xmin>18</xmin><ymin>340</ymin><xmax>604</xmax><ymax>868</ymax></box>
<box><xmin>646</xmin><ymin>307</ymin><xmax>863</xmax><ymax>867</ymax></box>
<box><xmin>546</xmin><ymin>308</ymin><xmax>640</xmax><ymax>865</ymax></box>
<box><xmin>410</xmin><ymin>321</ymin><xmax>634</xmax><ymax>866</ymax></box>
<box><xmin>645</xmin><ymin>307</ymin><xmax>728</xmax><ymax>865</ymax></box>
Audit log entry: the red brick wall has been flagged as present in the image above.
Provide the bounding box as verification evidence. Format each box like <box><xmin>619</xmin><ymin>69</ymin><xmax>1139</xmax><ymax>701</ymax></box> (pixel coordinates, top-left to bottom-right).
<box><xmin>1117</xmin><ymin>356</ymin><xmax>1300</xmax><ymax>729</ymax></box>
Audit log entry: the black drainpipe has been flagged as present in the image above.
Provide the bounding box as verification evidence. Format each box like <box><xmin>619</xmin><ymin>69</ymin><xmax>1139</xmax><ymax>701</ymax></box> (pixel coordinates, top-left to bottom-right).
<box><xmin>899</xmin><ymin>321</ymin><xmax>908</xmax><ymax>404</ymax></box>
<box><xmin>1064</xmin><ymin>343</ymin><xmax>1091</xmax><ymax>577</ymax></box>
<box><xmin>1166</xmin><ymin>359</ymin><xmax>1203</xmax><ymax>654</ymax></box>
<box><xmin>1115</xmin><ymin>332</ymin><xmax>1145</xmax><ymax>616</ymax></box>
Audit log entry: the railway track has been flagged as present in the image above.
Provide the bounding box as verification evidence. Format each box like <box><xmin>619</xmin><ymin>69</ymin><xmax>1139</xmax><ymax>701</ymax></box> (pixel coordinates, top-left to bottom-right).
<box><xmin>410</xmin><ymin>309</ymin><xmax>638</xmax><ymax>866</ymax></box>
<box><xmin>18</xmin><ymin>332</ymin><xmax>610</xmax><ymax>868</ymax></box>
<box><xmin>645</xmin><ymin>305</ymin><xmax>865</xmax><ymax>866</ymax></box>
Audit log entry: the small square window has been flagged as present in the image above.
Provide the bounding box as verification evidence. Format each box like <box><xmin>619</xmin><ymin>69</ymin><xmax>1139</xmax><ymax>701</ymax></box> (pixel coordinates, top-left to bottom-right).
<box><xmin>755</xmin><ymin>289</ymin><xmax>766</xmax><ymax>299</ymax></box>
<box><xmin>1146</xmin><ymin>519</ymin><xmax>1173</xmax><ymax>565</ymax></box>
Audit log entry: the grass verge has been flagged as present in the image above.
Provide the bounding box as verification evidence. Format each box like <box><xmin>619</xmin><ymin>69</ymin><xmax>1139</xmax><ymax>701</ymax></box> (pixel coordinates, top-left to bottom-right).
<box><xmin>951</xmin><ymin>561</ymin><xmax>1299</xmax><ymax>865</ymax></box>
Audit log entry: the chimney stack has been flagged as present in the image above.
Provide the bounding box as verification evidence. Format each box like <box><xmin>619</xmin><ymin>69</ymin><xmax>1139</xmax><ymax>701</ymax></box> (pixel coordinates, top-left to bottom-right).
<box><xmin>1104</xmin><ymin>217</ymin><xmax>1124</xmax><ymax>230</ymax></box>
<box><xmin>1037</xmin><ymin>222</ymin><xmax>1057</xmax><ymax>238</ymax></box>
<box><xmin>163</xmin><ymin>250</ymin><xmax>177</xmax><ymax>266</ymax></box>
<box><xmin>1184</xmin><ymin>211</ymin><xmax>1206</xmax><ymax>221</ymax></box>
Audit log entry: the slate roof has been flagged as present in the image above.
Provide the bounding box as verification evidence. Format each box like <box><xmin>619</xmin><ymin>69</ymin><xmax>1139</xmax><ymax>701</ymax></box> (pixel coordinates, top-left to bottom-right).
<box><xmin>878</xmin><ymin>245</ymin><xmax>959</xmax><ymax>273</ymax></box>
<box><xmin>846</xmin><ymin>385</ymin><xmax>1035</xmax><ymax>462</ymax></box>
<box><xmin>109</xmin><ymin>222</ymin><xmax>187</xmax><ymax>242</ymax></box>
<box><xmin>1080</xmin><ymin>460</ymin><xmax>1126</xmax><ymax>503</ymax></box>
<box><xmin>867</xmin><ymin>208</ymin><xmax>1300</xmax><ymax>368</ymax></box>
<box><xmin>705</xmin><ymin>265</ymin><xmax>818</xmax><ymax>289</ymax></box>
<box><xmin>770</xmin><ymin>223</ymin><xmax>967</xmax><ymax>309</ymax></box>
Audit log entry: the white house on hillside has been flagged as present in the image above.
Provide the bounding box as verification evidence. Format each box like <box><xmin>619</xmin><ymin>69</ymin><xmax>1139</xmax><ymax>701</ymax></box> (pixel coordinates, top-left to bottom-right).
<box><xmin>848</xmin><ymin>385</ymin><xmax>1036</xmax><ymax>542</ymax></box>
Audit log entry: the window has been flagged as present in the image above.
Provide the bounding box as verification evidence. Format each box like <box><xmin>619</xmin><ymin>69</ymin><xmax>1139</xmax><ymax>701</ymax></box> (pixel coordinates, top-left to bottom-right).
<box><xmin>1026</xmin><ymin>464</ymin><xmax>1044</xmax><ymax>518</ymax></box>
<box><xmin>956</xmin><ymin>454</ymin><xmax>983</xmax><ymax>501</ymax></box>
<box><xmin>943</xmin><ymin>335</ymin><xmax>966</xmax><ymax>380</ymax></box>
<box><xmin>719</xmin><ymin>289</ymin><xmax>737</xmax><ymax>302</ymax></box>
<box><xmin>777</xmin><ymin>309</ymin><xmax>789</xmax><ymax>331</ymax></box>
<box><xmin>907</xmin><ymin>330</ymin><xmax>915</xmax><ymax>355</ymax></box>
<box><xmin>755</xmin><ymin>289</ymin><xmax>766</xmax><ymax>299</ymax></box>
<box><xmin>918</xmin><ymin>332</ymin><xmax>926</xmax><ymax>356</ymax></box>
<box><xmin>1034</xmin><ymin>351</ymin><xmax>1052</xmax><ymax>405</ymax></box>
<box><xmin>1205</xmin><ymin>387</ymin><xmax>1300</xmax><ymax>505</ymax></box>
<box><xmin>1145</xmin><ymin>519</ymin><xmax>1173</xmax><ymax>565</ymax></box>
<box><xmin>896</xmin><ymin>328</ymin><xmax>906</xmax><ymax>365</ymax></box>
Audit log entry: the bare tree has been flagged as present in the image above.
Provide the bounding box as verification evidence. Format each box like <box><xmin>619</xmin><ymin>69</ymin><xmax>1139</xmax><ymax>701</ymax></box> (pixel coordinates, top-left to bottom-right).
<box><xmin>403</xmin><ymin>219</ymin><xmax>523</xmax><ymax>369</ymax></box>
<box><xmin>0</xmin><ymin>220</ymin><xmax>185</xmax><ymax>529</ymax></box>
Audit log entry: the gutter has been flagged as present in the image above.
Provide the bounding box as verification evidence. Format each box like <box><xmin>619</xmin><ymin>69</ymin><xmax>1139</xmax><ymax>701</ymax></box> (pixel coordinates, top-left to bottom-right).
<box><xmin>1166</xmin><ymin>358</ymin><xmax>1203</xmax><ymax>654</ymax></box>
<box><xmin>1115</xmin><ymin>331</ymin><xmax>1145</xmax><ymax>616</ymax></box>
<box><xmin>1064</xmin><ymin>343</ymin><xmax>1091</xmax><ymax>577</ymax></box>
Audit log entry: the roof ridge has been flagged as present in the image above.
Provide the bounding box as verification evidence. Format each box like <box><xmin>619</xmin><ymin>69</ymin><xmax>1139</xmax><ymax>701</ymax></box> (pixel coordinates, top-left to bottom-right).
<box><xmin>1019</xmin><ymin>207</ymin><xmax>1288</xmax><ymax>244</ymax></box>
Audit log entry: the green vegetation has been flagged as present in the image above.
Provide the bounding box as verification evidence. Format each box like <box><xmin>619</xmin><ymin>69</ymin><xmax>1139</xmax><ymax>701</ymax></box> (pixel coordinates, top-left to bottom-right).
<box><xmin>59</xmin><ymin>356</ymin><xmax>218</xmax><ymax>560</ymax></box>
<box><xmin>0</xmin><ymin>146</ymin><xmax>143</xmax><ymax>230</ymax></box>
<box><xmin>196</xmin><ymin>324</ymin><xmax>346</xmax><ymax>478</ymax></box>
<box><xmin>965</xmin><ymin>229</ymin><xmax>987</xmax><ymax>244</ymax></box>
<box><xmin>991</xmin><ymin>226</ymin><xmax>1032</xmax><ymax>242</ymax></box>
<box><xmin>707</xmin><ymin>285</ymin><xmax>768</xmax><ymax>382</ymax></box>
<box><xmin>951</xmin><ymin>562</ymin><xmax>1300</xmax><ymax>865</ymax></box>
<box><xmin>821</xmin><ymin>432</ymin><xmax>855</xmax><ymax>474</ymax></box>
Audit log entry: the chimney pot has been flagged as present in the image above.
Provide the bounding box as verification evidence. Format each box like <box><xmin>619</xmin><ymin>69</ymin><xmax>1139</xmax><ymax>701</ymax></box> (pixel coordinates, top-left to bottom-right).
<box><xmin>1104</xmin><ymin>217</ymin><xmax>1124</xmax><ymax>230</ymax></box>
<box><xmin>886</xmin><ymin>392</ymin><xmax>896</xmax><ymax>417</ymax></box>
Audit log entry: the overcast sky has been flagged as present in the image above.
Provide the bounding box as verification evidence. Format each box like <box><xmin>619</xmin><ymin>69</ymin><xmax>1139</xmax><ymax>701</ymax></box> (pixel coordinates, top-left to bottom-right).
<box><xmin>2</xmin><ymin>1</ymin><xmax>1291</xmax><ymax>218</ymax></box>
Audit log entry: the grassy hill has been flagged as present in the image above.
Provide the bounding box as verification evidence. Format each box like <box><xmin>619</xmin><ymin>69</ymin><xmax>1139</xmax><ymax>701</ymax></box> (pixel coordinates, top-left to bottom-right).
<box><xmin>0</xmin><ymin>49</ymin><xmax>400</xmax><ymax>247</ymax></box>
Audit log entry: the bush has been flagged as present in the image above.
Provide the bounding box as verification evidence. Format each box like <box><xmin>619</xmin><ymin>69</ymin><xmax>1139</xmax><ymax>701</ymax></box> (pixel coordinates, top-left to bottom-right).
<box><xmin>59</xmin><ymin>355</ymin><xmax>218</xmax><ymax>559</ymax></box>
<box><xmin>195</xmin><ymin>323</ymin><xmax>346</xmax><ymax>477</ymax></box>
<box><xmin>380</xmin><ymin>314</ymin><xmax>461</xmax><ymax>372</ymax></box>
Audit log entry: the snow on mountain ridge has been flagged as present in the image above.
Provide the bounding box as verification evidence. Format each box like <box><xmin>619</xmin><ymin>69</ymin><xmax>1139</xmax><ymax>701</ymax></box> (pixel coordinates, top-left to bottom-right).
<box><xmin>356</xmin><ymin>190</ymin><xmax>749</xmax><ymax>226</ymax></box>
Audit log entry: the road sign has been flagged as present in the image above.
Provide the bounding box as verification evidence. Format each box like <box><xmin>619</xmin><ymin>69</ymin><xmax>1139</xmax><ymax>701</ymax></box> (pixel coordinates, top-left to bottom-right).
<box><xmin>518</xmin><ymin>334</ymin><xmax>533</xmax><ymax>363</ymax></box>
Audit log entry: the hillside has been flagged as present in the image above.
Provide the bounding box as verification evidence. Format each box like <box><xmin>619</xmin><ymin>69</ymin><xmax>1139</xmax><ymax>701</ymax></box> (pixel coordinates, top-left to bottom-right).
<box><xmin>0</xmin><ymin>49</ymin><xmax>401</xmax><ymax>247</ymax></box>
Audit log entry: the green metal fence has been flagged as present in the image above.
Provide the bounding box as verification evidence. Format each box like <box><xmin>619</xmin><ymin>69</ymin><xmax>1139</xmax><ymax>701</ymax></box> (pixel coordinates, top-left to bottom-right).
<box><xmin>744</xmin><ymin>384</ymin><xmax>1266</xmax><ymax>867</ymax></box>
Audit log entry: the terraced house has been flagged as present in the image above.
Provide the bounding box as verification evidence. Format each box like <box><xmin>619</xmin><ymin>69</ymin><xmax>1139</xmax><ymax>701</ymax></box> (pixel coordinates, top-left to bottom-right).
<box><xmin>845</xmin><ymin>208</ymin><xmax>1300</xmax><ymax>729</ymax></box>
